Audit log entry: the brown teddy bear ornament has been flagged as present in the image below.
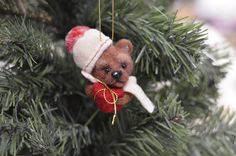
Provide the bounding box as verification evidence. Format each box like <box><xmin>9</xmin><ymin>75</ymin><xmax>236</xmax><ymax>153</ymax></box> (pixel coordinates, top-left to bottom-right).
<box><xmin>65</xmin><ymin>26</ymin><xmax>154</xmax><ymax>119</ymax></box>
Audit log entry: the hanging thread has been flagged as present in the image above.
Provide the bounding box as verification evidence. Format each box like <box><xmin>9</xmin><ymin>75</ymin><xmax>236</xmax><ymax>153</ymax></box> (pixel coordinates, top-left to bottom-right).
<box><xmin>98</xmin><ymin>0</ymin><xmax>115</xmax><ymax>40</ymax></box>
<box><xmin>97</xmin><ymin>0</ymin><xmax>117</xmax><ymax>124</ymax></box>
<box><xmin>112</xmin><ymin>0</ymin><xmax>115</xmax><ymax>40</ymax></box>
<box><xmin>98</xmin><ymin>0</ymin><xmax>102</xmax><ymax>40</ymax></box>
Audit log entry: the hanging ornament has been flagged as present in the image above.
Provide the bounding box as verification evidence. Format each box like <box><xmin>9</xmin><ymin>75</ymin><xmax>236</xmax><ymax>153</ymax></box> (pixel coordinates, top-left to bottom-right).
<box><xmin>65</xmin><ymin>0</ymin><xmax>155</xmax><ymax>124</ymax></box>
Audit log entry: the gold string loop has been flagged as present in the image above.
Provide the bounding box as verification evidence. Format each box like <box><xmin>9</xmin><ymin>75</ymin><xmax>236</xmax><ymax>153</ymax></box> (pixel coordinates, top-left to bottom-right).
<box><xmin>98</xmin><ymin>0</ymin><xmax>102</xmax><ymax>41</ymax></box>
<box><xmin>98</xmin><ymin>0</ymin><xmax>115</xmax><ymax>41</ymax></box>
<box><xmin>97</xmin><ymin>0</ymin><xmax>117</xmax><ymax>124</ymax></box>
<box><xmin>112</xmin><ymin>0</ymin><xmax>115</xmax><ymax>40</ymax></box>
<box><xmin>94</xmin><ymin>79</ymin><xmax>118</xmax><ymax>125</ymax></box>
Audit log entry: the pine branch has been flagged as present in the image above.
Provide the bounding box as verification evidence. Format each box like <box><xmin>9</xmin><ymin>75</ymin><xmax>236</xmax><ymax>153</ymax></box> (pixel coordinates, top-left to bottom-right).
<box><xmin>82</xmin><ymin>93</ymin><xmax>187</xmax><ymax>156</ymax></box>
<box><xmin>0</xmin><ymin>0</ymin><xmax>207</xmax><ymax>86</ymax></box>
<box><xmin>149</xmin><ymin>37</ymin><xmax>228</xmax><ymax>119</ymax></box>
<box><xmin>0</xmin><ymin>0</ymin><xmax>231</xmax><ymax>156</ymax></box>
<box><xmin>0</xmin><ymin>0</ymin><xmax>54</xmax><ymax>27</ymax></box>
<box><xmin>182</xmin><ymin>108</ymin><xmax>236</xmax><ymax>156</ymax></box>
<box><xmin>0</xmin><ymin>19</ymin><xmax>85</xmax><ymax>106</ymax></box>
<box><xmin>142</xmin><ymin>0</ymin><xmax>174</xmax><ymax>9</ymax></box>
<box><xmin>33</xmin><ymin>0</ymin><xmax>98</xmax><ymax>37</ymax></box>
<box><xmin>0</xmin><ymin>18</ymin><xmax>56</xmax><ymax>68</ymax></box>
<box><xmin>95</xmin><ymin>0</ymin><xmax>207</xmax><ymax>85</ymax></box>
<box><xmin>158</xmin><ymin>48</ymin><xmax>228</xmax><ymax>118</ymax></box>
<box><xmin>31</xmin><ymin>0</ymin><xmax>206</xmax><ymax>85</ymax></box>
<box><xmin>0</xmin><ymin>98</ymin><xmax>91</xmax><ymax>155</ymax></box>
<box><xmin>0</xmin><ymin>19</ymin><xmax>91</xmax><ymax>155</ymax></box>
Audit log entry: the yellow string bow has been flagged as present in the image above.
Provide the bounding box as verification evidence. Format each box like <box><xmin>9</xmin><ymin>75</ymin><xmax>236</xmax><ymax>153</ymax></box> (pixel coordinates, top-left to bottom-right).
<box><xmin>94</xmin><ymin>79</ymin><xmax>119</xmax><ymax>125</ymax></box>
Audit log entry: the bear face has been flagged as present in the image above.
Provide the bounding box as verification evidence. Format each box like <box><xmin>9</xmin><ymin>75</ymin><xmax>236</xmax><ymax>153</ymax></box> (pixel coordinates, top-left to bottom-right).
<box><xmin>92</xmin><ymin>39</ymin><xmax>133</xmax><ymax>88</ymax></box>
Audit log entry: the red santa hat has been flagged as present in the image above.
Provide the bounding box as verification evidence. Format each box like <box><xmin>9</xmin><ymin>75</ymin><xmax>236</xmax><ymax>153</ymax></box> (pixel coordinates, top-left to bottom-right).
<box><xmin>65</xmin><ymin>26</ymin><xmax>112</xmax><ymax>81</ymax></box>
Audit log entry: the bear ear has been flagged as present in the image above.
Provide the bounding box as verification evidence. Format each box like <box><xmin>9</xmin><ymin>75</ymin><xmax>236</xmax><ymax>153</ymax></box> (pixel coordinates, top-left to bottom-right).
<box><xmin>115</xmin><ymin>39</ymin><xmax>133</xmax><ymax>54</ymax></box>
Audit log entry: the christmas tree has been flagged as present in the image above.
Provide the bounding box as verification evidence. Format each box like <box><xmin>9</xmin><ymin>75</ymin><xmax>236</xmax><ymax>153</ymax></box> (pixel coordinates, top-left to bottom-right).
<box><xmin>0</xmin><ymin>0</ymin><xmax>236</xmax><ymax>156</ymax></box>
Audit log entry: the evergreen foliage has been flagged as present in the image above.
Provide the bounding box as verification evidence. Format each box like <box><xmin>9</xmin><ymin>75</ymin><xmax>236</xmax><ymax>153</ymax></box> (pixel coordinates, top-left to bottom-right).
<box><xmin>0</xmin><ymin>0</ymin><xmax>234</xmax><ymax>156</ymax></box>
<box><xmin>184</xmin><ymin>108</ymin><xmax>236</xmax><ymax>156</ymax></box>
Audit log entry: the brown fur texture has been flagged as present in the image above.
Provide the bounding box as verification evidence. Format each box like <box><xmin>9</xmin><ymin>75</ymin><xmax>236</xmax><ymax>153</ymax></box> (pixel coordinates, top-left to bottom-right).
<box><xmin>85</xmin><ymin>39</ymin><xmax>134</xmax><ymax>105</ymax></box>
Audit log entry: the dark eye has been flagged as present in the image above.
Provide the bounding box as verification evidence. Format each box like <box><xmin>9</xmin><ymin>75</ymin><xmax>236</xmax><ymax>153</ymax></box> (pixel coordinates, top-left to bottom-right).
<box><xmin>102</xmin><ymin>66</ymin><xmax>111</xmax><ymax>73</ymax></box>
<box><xmin>121</xmin><ymin>63</ymin><xmax>127</xmax><ymax>69</ymax></box>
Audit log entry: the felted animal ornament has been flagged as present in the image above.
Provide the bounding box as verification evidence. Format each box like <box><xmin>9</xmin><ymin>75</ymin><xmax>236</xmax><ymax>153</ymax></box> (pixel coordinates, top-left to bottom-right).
<box><xmin>65</xmin><ymin>26</ymin><xmax>155</xmax><ymax>115</ymax></box>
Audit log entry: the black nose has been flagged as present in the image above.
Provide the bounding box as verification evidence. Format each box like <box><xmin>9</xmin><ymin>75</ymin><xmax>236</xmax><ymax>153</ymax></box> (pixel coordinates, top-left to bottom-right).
<box><xmin>111</xmin><ymin>71</ymin><xmax>122</xmax><ymax>80</ymax></box>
